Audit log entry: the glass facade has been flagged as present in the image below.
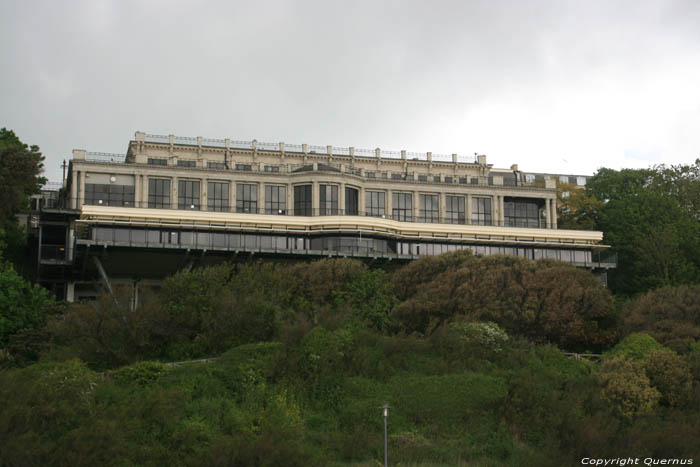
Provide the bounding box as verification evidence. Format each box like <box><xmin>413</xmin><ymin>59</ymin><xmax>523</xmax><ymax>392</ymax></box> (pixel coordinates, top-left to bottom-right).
<box><xmin>345</xmin><ymin>187</ymin><xmax>359</xmax><ymax>215</ymax></box>
<box><xmin>148</xmin><ymin>179</ymin><xmax>170</xmax><ymax>208</ymax></box>
<box><xmin>320</xmin><ymin>184</ymin><xmax>338</xmax><ymax>215</ymax></box>
<box><xmin>365</xmin><ymin>191</ymin><xmax>385</xmax><ymax>217</ymax></box>
<box><xmin>392</xmin><ymin>192</ymin><xmax>412</xmax><ymax>221</ymax></box>
<box><xmin>85</xmin><ymin>184</ymin><xmax>134</xmax><ymax>207</ymax></box>
<box><xmin>472</xmin><ymin>197</ymin><xmax>492</xmax><ymax>226</ymax></box>
<box><xmin>90</xmin><ymin>225</ymin><xmax>599</xmax><ymax>266</ymax></box>
<box><xmin>178</xmin><ymin>180</ymin><xmax>200</xmax><ymax>210</ymax></box>
<box><xmin>208</xmin><ymin>182</ymin><xmax>229</xmax><ymax>212</ymax></box>
<box><xmin>504</xmin><ymin>197</ymin><xmax>542</xmax><ymax>228</ymax></box>
<box><xmin>446</xmin><ymin>195</ymin><xmax>465</xmax><ymax>224</ymax></box>
<box><xmin>294</xmin><ymin>185</ymin><xmax>312</xmax><ymax>216</ymax></box>
<box><xmin>236</xmin><ymin>183</ymin><xmax>257</xmax><ymax>213</ymax></box>
<box><xmin>265</xmin><ymin>185</ymin><xmax>287</xmax><ymax>214</ymax></box>
<box><xmin>419</xmin><ymin>194</ymin><xmax>439</xmax><ymax>223</ymax></box>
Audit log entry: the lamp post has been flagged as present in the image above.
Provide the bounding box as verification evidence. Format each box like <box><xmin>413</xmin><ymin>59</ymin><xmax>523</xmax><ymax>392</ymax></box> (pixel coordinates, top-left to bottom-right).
<box><xmin>382</xmin><ymin>403</ymin><xmax>390</xmax><ymax>467</ymax></box>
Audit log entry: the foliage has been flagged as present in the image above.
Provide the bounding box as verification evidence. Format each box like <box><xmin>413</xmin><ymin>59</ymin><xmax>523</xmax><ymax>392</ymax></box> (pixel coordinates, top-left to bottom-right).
<box><xmin>0</xmin><ymin>260</ymin><xmax>53</xmax><ymax>347</ymax></box>
<box><xmin>622</xmin><ymin>284</ymin><xmax>700</xmax><ymax>353</ymax></box>
<box><xmin>642</xmin><ymin>349</ymin><xmax>693</xmax><ymax>408</ymax></box>
<box><xmin>605</xmin><ymin>333</ymin><xmax>664</xmax><ymax>361</ymax></box>
<box><xmin>598</xmin><ymin>357</ymin><xmax>660</xmax><ymax>419</ymax></box>
<box><xmin>0</xmin><ymin>128</ymin><xmax>46</xmax><ymax>226</ymax></box>
<box><xmin>391</xmin><ymin>251</ymin><xmax>616</xmax><ymax>351</ymax></box>
<box><xmin>333</xmin><ymin>268</ymin><xmax>397</xmax><ymax>331</ymax></box>
<box><xmin>583</xmin><ymin>164</ymin><xmax>700</xmax><ymax>296</ymax></box>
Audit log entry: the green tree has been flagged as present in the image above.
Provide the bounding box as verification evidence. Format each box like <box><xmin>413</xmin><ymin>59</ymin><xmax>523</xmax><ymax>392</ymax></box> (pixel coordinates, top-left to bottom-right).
<box><xmin>583</xmin><ymin>165</ymin><xmax>700</xmax><ymax>296</ymax></box>
<box><xmin>599</xmin><ymin>357</ymin><xmax>660</xmax><ymax>419</ymax></box>
<box><xmin>0</xmin><ymin>260</ymin><xmax>52</xmax><ymax>347</ymax></box>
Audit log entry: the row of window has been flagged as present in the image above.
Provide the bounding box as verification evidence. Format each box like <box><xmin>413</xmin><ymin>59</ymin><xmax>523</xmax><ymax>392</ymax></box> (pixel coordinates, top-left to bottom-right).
<box><xmin>85</xmin><ymin>182</ymin><xmax>543</xmax><ymax>226</ymax></box>
<box><xmin>90</xmin><ymin>227</ymin><xmax>595</xmax><ymax>264</ymax></box>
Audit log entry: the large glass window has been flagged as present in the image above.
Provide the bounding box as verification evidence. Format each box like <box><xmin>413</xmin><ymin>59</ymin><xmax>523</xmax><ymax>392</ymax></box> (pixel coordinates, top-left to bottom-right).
<box><xmin>419</xmin><ymin>194</ymin><xmax>439</xmax><ymax>223</ymax></box>
<box><xmin>472</xmin><ymin>197</ymin><xmax>492</xmax><ymax>226</ymax></box>
<box><xmin>85</xmin><ymin>184</ymin><xmax>134</xmax><ymax>207</ymax></box>
<box><xmin>177</xmin><ymin>160</ymin><xmax>196</xmax><ymax>168</ymax></box>
<box><xmin>320</xmin><ymin>184</ymin><xmax>338</xmax><ymax>215</ymax></box>
<box><xmin>148</xmin><ymin>179</ymin><xmax>171</xmax><ymax>209</ymax></box>
<box><xmin>446</xmin><ymin>195</ymin><xmax>465</xmax><ymax>224</ymax></box>
<box><xmin>208</xmin><ymin>182</ymin><xmax>229</xmax><ymax>212</ymax></box>
<box><xmin>147</xmin><ymin>158</ymin><xmax>167</xmax><ymax>166</ymax></box>
<box><xmin>294</xmin><ymin>185</ymin><xmax>312</xmax><ymax>216</ymax></box>
<box><xmin>392</xmin><ymin>192</ymin><xmax>412</xmax><ymax>221</ymax></box>
<box><xmin>345</xmin><ymin>187</ymin><xmax>358</xmax><ymax>215</ymax></box>
<box><xmin>365</xmin><ymin>191</ymin><xmax>385</xmax><ymax>217</ymax></box>
<box><xmin>265</xmin><ymin>185</ymin><xmax>287</xmax><ymax>214</ymax></box>
<box><xmin>504</xmin><ymin>197</ymin><xmax>542</xmax><ymax>228</ymax></box>
<box><xmin>178</xmin><ymin>180</ymin><xmax>200</xmax><ymax>210</ymax></box>
<box><xmin>236</xmin><ymin>183</ymin><xmax>258</xmax><ymax>213</ymax></box>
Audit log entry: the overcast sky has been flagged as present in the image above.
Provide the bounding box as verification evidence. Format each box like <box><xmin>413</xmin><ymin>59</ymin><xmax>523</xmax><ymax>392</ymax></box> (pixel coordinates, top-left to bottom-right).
<box><xmin>2</xmin><ymin>0</ymin><xmax>699</xmax><ymax>183</ymax></box>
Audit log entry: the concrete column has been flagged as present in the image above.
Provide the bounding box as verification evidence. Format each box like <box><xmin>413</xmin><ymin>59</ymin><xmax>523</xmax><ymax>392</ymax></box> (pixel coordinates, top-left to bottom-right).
<box><xmin>134</xmin><ymin>176</ymin><xmax>141</xmax><ymax>207</ymax></box>
<box><xmin>440</xmin><ymin>192</ymin><xmax>447</xmax><ymax>223</ymax></box>
<box><xmin>493</xmin><ymin>195</ymin><xmax>499</xmax><ymax>226</ymax></box>
<box><xmin>386</xmin><ymin>189</ymin><xmax>393</xmax><ymax>218</ymax></box>
<box><xmin>413</xmin><ymin>191</ymin><xmax>420</xmax><ymax>221</ymax></box>
<box><xmin>142</xmin><ymin>175</ymin><xmax>148</xmax><ymax>208</ymax></box>
<box><xmin>359</xmin><ymin>187</ymin><xmax>365</xmax><ymax>216</ymax></box>
<box><xmin>499</xmin><ymin>195</ymin><xmax>505</xmax><ymax>226</ymax></box>
<box><xmin>78</xmin><ymin>171</ymin><xmax>85</xmax><ymax>208</ymax></box>
<box><xmin>259</xmin><ymin>183</ymin><xmax>265</xmax><ymax>214</ymax></box>
<box><xmin>70</xmin><ymin>169</ymin><xmax>77</xmax><ymax>209</ymax></box>
<box><xmin>231</xmin><ymin>182</ymin><xmax>237</xmax><ymax>212</ymax></box>
<box><xmin>552</xmin><ymin>198</ymin><xmax>557</xmax><ymax>229</ymax></box>
<box><xmin>66</xmin><ymin>282</ymin><xmax>75</xmax><ymax>302</ymax></box>
<box><xmin>172</xmin><ymin>177</ymin><xmax>178</xmax><ymax>209</ymax></box>
<box><xmin>312</xmin><ymin>181</ymin><xmax>319</xmax><ymax>215</ymax></box>
<box><xmin>286</xmin><ymin>183</ymin><xmax>293</xmax><ymax>215</ymax></box>
<box><xmin>202</xmin><ymin>178</ymin><xmax>208</xmax><ymax>211</ymax></box>
<box><xmin>467</xmin><ymin>194</ymin><xmax>473</xmax><ymax>225</ymax></box>
<box><xmin>339</xmin><ymin>182</ymin><xmax>345</xmax><ymax>214</ymax></box>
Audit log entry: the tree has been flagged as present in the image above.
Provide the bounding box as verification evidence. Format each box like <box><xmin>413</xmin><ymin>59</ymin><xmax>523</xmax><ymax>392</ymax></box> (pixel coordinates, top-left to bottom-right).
<box><xmin>0</xmin><ymin>260</ymin><xmax>53</xmax><ymax>347</ymax></box>
<box><xmin>0</xmin><ymin>128</ymin><xmax>46</xmax><ymax>226</ymax></box>
<box><xmin>391</xmin><ymin>251</ymin><xmax>616</xmax><ymax>350</ymax></box>
<box><xmin>583</xmin><ymin>165</ymin><xmax>700</xmax><ymax>296</ymax></box>
<box><xmin>623</xmin><ymin>285</ymin><xmax>700</xmax><ymax>353</ymax></box>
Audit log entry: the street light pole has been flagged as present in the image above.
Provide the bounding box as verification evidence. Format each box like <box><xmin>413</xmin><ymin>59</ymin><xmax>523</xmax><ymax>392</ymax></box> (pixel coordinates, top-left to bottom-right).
<box><xmin>382</xmin><ymin>404</ymin><xmax>389</xmax><ymax>467</ymax></box>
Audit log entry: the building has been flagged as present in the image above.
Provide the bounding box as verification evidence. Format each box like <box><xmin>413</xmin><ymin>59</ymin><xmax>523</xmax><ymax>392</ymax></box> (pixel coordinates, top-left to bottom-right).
<box><xmin>34</xmin><ymin>131</ymin><xmax>616</xmax><ymax>301</ymax></box>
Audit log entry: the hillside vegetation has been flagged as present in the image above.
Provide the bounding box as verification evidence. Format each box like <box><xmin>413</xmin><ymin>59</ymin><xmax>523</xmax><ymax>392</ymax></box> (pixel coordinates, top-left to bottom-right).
<box><xmin>2</xmin><ymin>254</ymin><xmax>700</xmax><ymax>466</ymax></box>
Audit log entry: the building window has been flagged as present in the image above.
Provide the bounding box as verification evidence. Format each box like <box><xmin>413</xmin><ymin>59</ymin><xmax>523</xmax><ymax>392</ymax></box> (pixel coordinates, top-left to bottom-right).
<box><xmin>147</xmin><ymin>158</ymin><xmax>167</xmax><ymax>166</ymax></box>
<box><xmin>345</xmin><ymin>187</ymin><xmax>358</xmax><ymax>215</ymax></box>
<box><xmin>84</xmin><ymin>184</ymin><xmax>135</xmax><ymax>207</ymax></box>
<box><xmin>178</xmin><ymin>180</ymin><xmax>200</xmax><ymax>210</ymax></box>
<box><xmin>470</xmin><ymin>177</ymin><xmax>479</xmax><ymax>185</ymax></box>
<box><xmin>294</xmin><ymin>185</ymin><xmax>312</xmax><ymax>216</ymax></box>
<box><xmin>366</xmin><ymin>191</ymin><xmax>385</xmax><ymax>217</ymax></box>
<box><xmin>208</xmin><ymin>161</ymin><xmax>226</xmax><ymax>170</ymax></box>
<box><xmin>418</xmin><ymin>174</ymin><xmax>428</xmax><ymax>182</ymax></box>
<box><xmin>525</xmin><ymin>174</ymin><xmax>536</xmax><ymax>184</ymax></box>
<box><xmin>392</xmin><ymin>192</ymin><xmax>412</xmax><ymax>222</ymax></box>
<box><xmin>236</xmin><ymin>183</ymin><xmax>257</xmax><ymax>213</ymax></box>
<box><xmin>208</xmin><ymin>182</ymin><xmax>229</xmax><ymax>212</ymax></box>
<box><xmin>505</xmin><ymin>197</ymin><xmax>542</xmax><ymax>228</ymax></box>
<box><xmin>419</xmin><ymin>194</ymin><xmax>439</xmax><ymax>223</ymax></box>
<box><xmin>459</xmin><ymin>177</ymin><xmax>467</xmax><ymax>184</ymax></box>
<box><xmin>177</xmin><ymin>160</ymin><xmax>196</xmax><ymax>168</ymax></box>
<box><xmin>444</xmin><ymin>176</ymin><xmax>453</xmax><ymax>184</ymax></box>
<box><xmin>433</xmin><ymin>176</ymin><xmax>441</xmax><ymax>183</ymax></box>
<box><xmin>320</xmin><ymin>184</ymin><xmax>338</xmax><ymax>215</ymax></box>
<box><xmin>366</xmin><ymin>171</ymin><xmax>376</xmax><ymax>179</ymax></box>
<box><xmin>391</xmin><ymin>173</ymin><xmax>402</xmax><ymax>180</ymax></box>
<box><xmin>472</xmin><ymin>197</ymin><xmax>492</xmax><ymax>226</ymax></box>
<box><xmin>235</xmin><ymin>164</ymin><xmax>252</xmax><ymax>171</ymax></box>
<box><xmin>265</xmin><ymin>185</ymin><xmax>286</xmax><ymax>214</ymax></box>
<box><xmin>264</xmin><ymin>165</ymin><xmax>280</xmax><ymax>172</ymax></box>
<box><xmin>576</xmin><ymin>176</ymin><xmax>587</xmax><ymax>186</ymax></box>
<box><xmin>148</xmin><ymin>179</ymin><xmax>171</xmax><ymax>209</ymax></box>
<box><xmin>446</xmin><ymin>195</ymin><xmax>465</xmax><ymax>224</ymax></box>
<box><xmin>559</xmin><ymin>175</ymin><xmax>569</xmax><ymax>184</ymax></box>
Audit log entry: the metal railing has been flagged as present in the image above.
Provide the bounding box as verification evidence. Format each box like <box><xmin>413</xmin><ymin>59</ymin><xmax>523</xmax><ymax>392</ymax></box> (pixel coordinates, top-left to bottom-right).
<box><xmin>70</xmin><ymin>198</ymin><xmax>569</xmax><ymax>230</ymax></box>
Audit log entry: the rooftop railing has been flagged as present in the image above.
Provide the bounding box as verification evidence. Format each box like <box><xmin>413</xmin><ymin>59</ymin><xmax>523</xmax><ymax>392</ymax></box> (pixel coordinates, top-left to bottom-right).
<box><xmin>142</xmin><ymin>133</ymin><xmax>483</xmax><ymax>165</ymax></box>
